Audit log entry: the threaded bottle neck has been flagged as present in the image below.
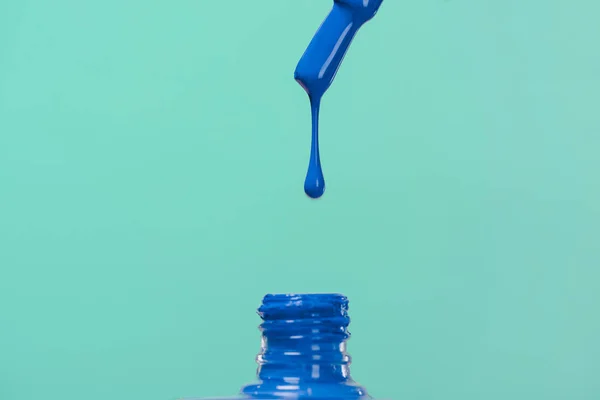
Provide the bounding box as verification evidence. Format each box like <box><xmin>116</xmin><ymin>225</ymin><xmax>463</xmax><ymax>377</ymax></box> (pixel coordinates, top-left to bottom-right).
<box><xmin>240</xmin><ymin>294</ymin><xmax>369</xmax><ymax>399</ymax></box>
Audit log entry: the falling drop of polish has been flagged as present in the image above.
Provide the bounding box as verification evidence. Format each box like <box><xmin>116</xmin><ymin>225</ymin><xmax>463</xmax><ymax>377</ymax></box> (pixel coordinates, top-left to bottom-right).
<box><xmin>304</xmin><ymin>97</ymin><xmax>325</xmax><ymax>199</ymax></box>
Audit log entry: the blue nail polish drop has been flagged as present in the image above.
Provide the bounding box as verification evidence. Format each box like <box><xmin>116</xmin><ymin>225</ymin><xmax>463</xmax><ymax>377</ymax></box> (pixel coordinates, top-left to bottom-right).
<box><xmin>188</xmin><ymin>294</ymin><xmax>374</xmax><ymax>400</ymax></box>
<box><xmin>295</xmin><ymin>0</ymin><xmax>384</xmax><ymax>199</ymax></box>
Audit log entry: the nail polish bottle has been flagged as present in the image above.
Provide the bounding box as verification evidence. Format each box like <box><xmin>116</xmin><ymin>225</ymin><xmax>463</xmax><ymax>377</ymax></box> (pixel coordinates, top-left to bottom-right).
<box><xmin>188</xmin><ymin>293</ymin><xmax>373</xmax><ymax>400</ymax></box>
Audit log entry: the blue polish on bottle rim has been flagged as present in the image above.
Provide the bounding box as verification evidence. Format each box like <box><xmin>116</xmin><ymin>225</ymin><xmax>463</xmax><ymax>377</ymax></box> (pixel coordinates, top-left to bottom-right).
<box><xmin>294</xmin><ymin>0</ymin><xmax>384</xmax><ymax>199</ymax></box>
<box><xmin>185</xmin><ymin>294</ymin><xmax>375</xmax><ymax>400</ymax></box>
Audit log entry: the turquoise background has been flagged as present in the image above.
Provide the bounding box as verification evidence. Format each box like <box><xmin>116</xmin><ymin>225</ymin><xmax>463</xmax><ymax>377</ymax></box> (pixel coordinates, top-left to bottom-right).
<box><xmin>1</xmin><ymin>1</ymin><xmax>599</xmax><ymax>399</ymax></box>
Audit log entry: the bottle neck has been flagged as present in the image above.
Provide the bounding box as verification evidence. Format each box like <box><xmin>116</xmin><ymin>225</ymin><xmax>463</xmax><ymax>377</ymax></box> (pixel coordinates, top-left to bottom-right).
<box><xmin>240</xmin><ymin>294</ymin><xmax>369</xmax><ymax>399</ymax></box>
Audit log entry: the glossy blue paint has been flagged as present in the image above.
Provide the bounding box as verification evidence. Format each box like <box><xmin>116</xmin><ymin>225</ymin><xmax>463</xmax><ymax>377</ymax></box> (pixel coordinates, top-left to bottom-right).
<box><xmin>295</xmin><ymin>0</ymin><xmax>384</xmax><ymax>199</ymax></box>
<box><xmin>190</xmin><ymin>294</ymin><xmax>372</xmax><ymax>400</ymax></box>
<box><xmin>241</xmin><ymin>294</ymin><xmax>370</xmax><ymax>399</ymax></box>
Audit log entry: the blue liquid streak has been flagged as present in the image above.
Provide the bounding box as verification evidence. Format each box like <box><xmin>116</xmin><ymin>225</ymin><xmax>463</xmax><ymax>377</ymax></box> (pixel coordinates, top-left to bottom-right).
<box><xmin>294</xmin><ymin>0</ymin><xmax>384</xmax><ymax>199</ymax></box>
<box><xmin>304</xmin><ymin>97</ymin><xmax>325</xmax><ymax>199</ymax></box>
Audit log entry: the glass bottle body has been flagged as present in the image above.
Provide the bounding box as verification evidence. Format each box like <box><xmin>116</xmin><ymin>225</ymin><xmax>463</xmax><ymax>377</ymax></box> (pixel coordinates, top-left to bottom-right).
<box><xmin>187</xmin><ymin>294</ymin><xmax>373</xmax><ymax>400</ymax></box>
